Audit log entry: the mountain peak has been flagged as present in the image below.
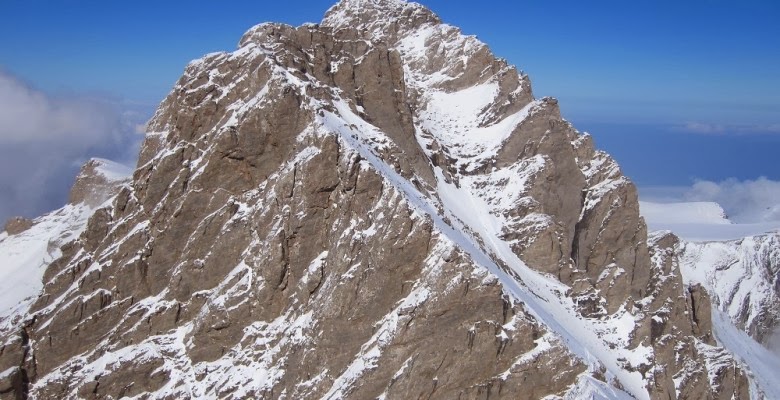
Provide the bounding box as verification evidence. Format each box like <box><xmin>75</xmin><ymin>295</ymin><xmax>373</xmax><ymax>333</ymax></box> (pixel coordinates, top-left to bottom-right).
<box><xmin>0</xmin><ymin>1</ymin><xmax>771</xmax><ymax>399</ymax></box>
<box><xmin>68</xmin><ymin>158</ymin><xmax>131</xmax><ymax>207</ymax></box>
<box><xmin>322</xmin><ymin>0</ymin><xmax>440</xmax><ymax>35</ymax></box>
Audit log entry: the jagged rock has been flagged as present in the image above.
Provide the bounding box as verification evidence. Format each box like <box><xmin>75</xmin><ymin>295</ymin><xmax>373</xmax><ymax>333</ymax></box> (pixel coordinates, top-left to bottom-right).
<box><xmin>68</xmin><ymin>158</ymin><xmax>132</xmax><ymax>207</ymax></box>
<box><xmin>0</xmin><ymin>158</ymin><xmax>131</xmax><ymax>400</ymax></box>
<box><xmin>679</xmin><ymin>233</ymin><xmax>780</xmax><ymax>343</ymax></box>
<box><xmin>0</xmin><ymin>1</ymin><xmax>761</xmax><ymax>399</ymax></box>
<box><xmin>2</xmin><ymin>217</ymin><xmax>32</xmax><ymax>235</ymax></box>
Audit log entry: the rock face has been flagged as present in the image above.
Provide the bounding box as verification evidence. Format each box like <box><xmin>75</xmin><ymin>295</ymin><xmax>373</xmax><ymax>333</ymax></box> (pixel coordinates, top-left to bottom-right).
<box><xmin>0</xmin><ymin>1</ymin><xmax>759</xmax><ymax>399</ymax></box>
<box><xmin>0</xmin><ymin>158</ymin><xmax>130</xmax><ymax>400</ymax></box>
<box><xmin>676</xmin><ymin>231</ymin><xmax>780</xmax><ymax>399</ymax></box>
<box><xmin>679</xmin><ymin>233</ymin><xmax>780</xmax><ymax>344</ymax></box>
<box><xmin>67</xmin><ymin>158</ymin><xmax>133</xmax><ymax>208</ymax></box>
<box><xmin>2</xmin><ymin>217</ymin><xmax>33</xmax><ymax>236</ymax></box>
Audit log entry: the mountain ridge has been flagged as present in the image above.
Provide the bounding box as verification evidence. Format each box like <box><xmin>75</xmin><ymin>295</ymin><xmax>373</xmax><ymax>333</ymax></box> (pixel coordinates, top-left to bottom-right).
<box><xmin>0</xmin><ymin>0</ymin><xmax>774</xmax><ymax>398</ymax></box>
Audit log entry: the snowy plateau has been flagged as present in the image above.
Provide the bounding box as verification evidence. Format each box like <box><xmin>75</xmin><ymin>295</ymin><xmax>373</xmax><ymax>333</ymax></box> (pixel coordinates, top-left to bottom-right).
<box><xmin>1</xmin><ymin>0</ymin><xmax>779</xmax><ymax>399</ymax></box>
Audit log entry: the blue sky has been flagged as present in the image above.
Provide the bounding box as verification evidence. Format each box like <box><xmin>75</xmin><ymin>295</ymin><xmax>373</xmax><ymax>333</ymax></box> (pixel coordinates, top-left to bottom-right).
<box><xmin>0</xmin><ymin>0</ymin><xmax>779</xmax><ymax>221</ymax></box>
<box><xmin>2</xmin><ymin>0</ymin><xmax>778</xmax><ymax>123</ymax></box>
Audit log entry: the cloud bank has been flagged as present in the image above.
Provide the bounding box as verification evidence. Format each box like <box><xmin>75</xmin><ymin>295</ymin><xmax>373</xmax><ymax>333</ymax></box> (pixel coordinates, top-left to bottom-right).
<box><xmin>0</xmin><ymin>70</ymin><xmax>149</xmax><ymax>224</ymax></box>
<box><xmin>683</xmin><ymin>178</ymin><xmax>780</xmax><ymax>223</ymax></box>
<box><xmin>641</xmin><ymin>178</ymin><xmax>780</xmax><ymax>224</ymax></box>
<box><xmin>677</xmin><ymin>122</ymin><xmax>780</xmax><ymax>135</ymax></box>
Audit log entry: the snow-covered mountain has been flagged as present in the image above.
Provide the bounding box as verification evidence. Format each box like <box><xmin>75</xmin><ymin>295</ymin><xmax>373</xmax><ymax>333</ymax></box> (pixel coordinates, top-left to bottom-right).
<box><xmin>0</xmin><ymin>1</ymin><xmax>775</xmax><ymax>399</ymax></box>
<box><xmin>678</xmin><ymin>233</ymin><xmax>780</xmax><ymax>398</ymax></box>
<box><xmin>0</xmin><ymin>159</ymin><xmax>131</xmax><ymax>328</ymax></box>
<box><xmin>640</xmin><ymin>200</ymin><xmax>780</xmax><ymax>398</ymax></box>
<box><xmin>0</xmin><ymin>158</ymin><xmax>130</xmax><ymax>397</ymax></box>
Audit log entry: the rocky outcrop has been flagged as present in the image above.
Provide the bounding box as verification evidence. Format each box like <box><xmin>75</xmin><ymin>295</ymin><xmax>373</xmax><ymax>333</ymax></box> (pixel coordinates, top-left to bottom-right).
<box><xmin>0</xmin><ymin>158</ymin><xmax>131</xmax><ymax>400</ymax></box>
<box><xmin>0</xmin><ymin>1</ymin><xmax>755</xmax><ymax>399</ymax></box>
<box><xmin>678</xmin><ymin>233</ymin><xmax>780</xmax><ymax>345</ymax></box>
<box><xmin>675</xmin><ymin>227</ymin><xmax>780</xmax><ymax>400</ymax></box>
<box><xmin>68</xmin><ymin>158</ymin><xmax>132</xmax><ymax>207</ymax></box>
<box><xmin>0</xmin><ymin>327</ymin><xmax>34</xmax><ymax>400</ymax></box>
<box><xmin>2</xmin><ymin>217</ymin><xmax>32</xmax><ymax>236</ymax></box>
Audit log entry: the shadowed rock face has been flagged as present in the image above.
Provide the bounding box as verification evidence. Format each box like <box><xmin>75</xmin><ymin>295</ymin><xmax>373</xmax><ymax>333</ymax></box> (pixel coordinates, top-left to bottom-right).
<box><xmin>0</xmin><ymin>1</ymin><xmax>753</xmax><ymax>399</ymax></box>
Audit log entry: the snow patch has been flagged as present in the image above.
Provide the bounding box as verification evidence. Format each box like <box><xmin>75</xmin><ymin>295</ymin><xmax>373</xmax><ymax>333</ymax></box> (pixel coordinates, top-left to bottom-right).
<box><xmin>90</xmin><ymin>158</ymin><xmax>133</xmax><ymax>182</ymax></box>
<box><xmin>559</xmin><ymin>373</ymin><xmax>636</xmax><ymax>400</ymax></box>
<box><xmin>320</xmin><ymin>98</ymin><xmax>652</xmax><ymax>399</ymax></box>
<box><xmin>711</xmin><ymin>310</ymin><xmax>780</xmax><ymax>399</ymax></box>
<box><xmin>0</xmin><ymin>203</ymin><xmax>97</xmax><ymax>329</ymax></box>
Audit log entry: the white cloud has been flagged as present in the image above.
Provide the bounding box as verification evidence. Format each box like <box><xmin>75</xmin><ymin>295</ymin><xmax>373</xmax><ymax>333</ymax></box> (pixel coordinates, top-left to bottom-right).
<box><xmin>680</xmin><ymin>122</ymin><xmax>726</xmax><ymax>134</ymax></box>
<box><xmin>0</xmin><ymin>70</ymin><xmax>148</xmax><ymax>224</ymax></box>
<box><xmin>0</xmin><ymin>72</ymin><xmax>115</xmax><ymax>145</ymax></box>
<box><xmin>677</xmin><ymin>121</ymin><xmax>780</xmax><ymax>135</ymax></box>
<box><xmin>682</xmin><ymin>178</ymin><xmax>780</xmax><ymax>223</ymax></box>
<box><xmin>134</xmin><ymin>123</ymin><xmax>148</xmax><ymax>134</ymax></box>
<box><xmin>753</xmin><ymin>123</ymin><xmax>780</xmax><ymax>134</ymax></box>
<box><xmin>641</xmin><ymin>178</ymin><xmax>780</xmax><ymax>224</ymax></box>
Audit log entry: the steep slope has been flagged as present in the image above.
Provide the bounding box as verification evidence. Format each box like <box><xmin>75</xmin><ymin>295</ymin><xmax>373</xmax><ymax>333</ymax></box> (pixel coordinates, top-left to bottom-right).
<box><xmin>680</xmin><ymin>234</ymin><xmax>780</xmax><ymax>342</ymax></box>
<box><xmin>0</xmin><ymin>159</ymin><xmax>131</xmax><ymax>326</ymax></box>
<box><xmin>677</xmin><ymin>233</ymin><xmax>780</xmax><ymax>398</ymax></box>
<box><xmin>0</xmin><ymin>1</ymin><xmax>755</xmax><ymax>399</ymax></box>
<box><xmin>0</xmin><ymin>158</ymin><xmax>130</xmax><ymax>397</ymax></box>
<box><xmin>641</xmin><ymin>201</ymin><xmax>780</xmax><ymax>397</ymax></box>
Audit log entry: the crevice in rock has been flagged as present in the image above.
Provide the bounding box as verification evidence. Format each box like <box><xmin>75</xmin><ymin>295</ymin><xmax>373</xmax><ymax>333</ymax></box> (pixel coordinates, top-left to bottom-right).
<box><xmin>501</xmin><ymin>295</ymin><xmax>511</xmax><ymax>324</ymax></box>
<box><xmin>278</xmin><ymin>232</ymin><xmax>291</xmax><ymax>290</ymax></box>
<box><xmin>570</xmin><ymin>190</ymin><xmax>588</xmax><ymax>269</ymax></box>
<box><xmin>289</xmin><ymin>163</ymin><xmax>298</xmax><ymax>199</ymax></box>
<box><xmin>496</xmin><ymin>336</ymin><xmax>509</xmax><ymax>357</ymax></box>
<box><xmin>689</xmin><ymin>288</ymin><xmax>699</xmax><ymax>327</ymax></box>
<box><xmin>316</xmin><ymin>182</ymin><xmax>339</xmax><ymax>194</ymax></box>
<box><xmin>12</xmin><ymin>327</ymin><xmax>33</xmax><ymax>400</ymax></box>
<box><xmin>174</xmin><ymin>302</ymin><xmax>183</xmax><ymax>324</ymax></box>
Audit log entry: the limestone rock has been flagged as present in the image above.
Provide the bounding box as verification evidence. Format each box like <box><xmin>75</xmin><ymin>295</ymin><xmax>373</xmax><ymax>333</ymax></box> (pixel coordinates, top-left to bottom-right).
<box><xmin>2</xmin><ymin>217</ymin><xmax>32</xmax><ymax>235</ymax></box>
<box><xmin>68</xmin><ymin>158</ymin><xmax>132</xmax><ymax>207</ymax></box>
<box><xmin>0</xmin><ymin>1</ymin><xmax>759</xmax><ymax>399</ymax></box>
<box><xmin>679</xmin><ymin>233</ymin><xmax>780</xmax><ymax>344</ymax></box>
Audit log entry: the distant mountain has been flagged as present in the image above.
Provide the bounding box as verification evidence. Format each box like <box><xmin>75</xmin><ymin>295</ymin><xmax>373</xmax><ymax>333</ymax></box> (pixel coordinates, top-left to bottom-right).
<box><xmin>0</xmin><ymin>1</ymin><xmax>776</xmax><ymax>399</ymax></box>
<box><xmin>0</xmin><ymin>159</ymin><xmax>131</xmax><ymax>327</ymax></box>
<box><xmin>641</xmin><ymin>201</ymin><xmax>780</xmax><ymax>398</ymax></box>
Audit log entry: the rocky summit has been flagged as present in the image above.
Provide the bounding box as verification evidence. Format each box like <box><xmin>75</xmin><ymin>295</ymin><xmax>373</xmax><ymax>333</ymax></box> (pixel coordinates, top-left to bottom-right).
<box><xmin>0</xmin><ymin>1</ymin><xmax>777</xmax><ymax>399</ymax></box>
